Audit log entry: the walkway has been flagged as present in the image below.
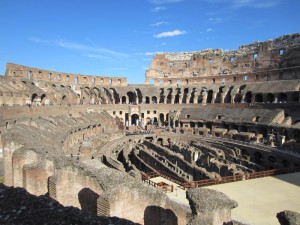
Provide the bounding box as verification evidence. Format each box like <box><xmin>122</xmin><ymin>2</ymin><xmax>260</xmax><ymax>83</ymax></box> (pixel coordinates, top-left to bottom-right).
<box><xmin>150</xmin><ymin>172</ymin><xmax>300</xmax><ymax>225</ymax></box>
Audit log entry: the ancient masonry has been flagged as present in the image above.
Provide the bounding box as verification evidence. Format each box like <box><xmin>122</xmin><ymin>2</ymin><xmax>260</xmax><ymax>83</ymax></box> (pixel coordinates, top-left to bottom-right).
<box><xmin>0</xmin><ymin>33</ymin><xmax>300</xmax><ymax>225</ymax></box>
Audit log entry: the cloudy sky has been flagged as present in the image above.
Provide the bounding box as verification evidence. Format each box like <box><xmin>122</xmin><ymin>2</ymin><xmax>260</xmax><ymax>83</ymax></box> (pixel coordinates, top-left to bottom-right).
<box><xmin>0</xmin><ymin>0</ymin><xmax>299</xmax><ymax>83</ymax></box>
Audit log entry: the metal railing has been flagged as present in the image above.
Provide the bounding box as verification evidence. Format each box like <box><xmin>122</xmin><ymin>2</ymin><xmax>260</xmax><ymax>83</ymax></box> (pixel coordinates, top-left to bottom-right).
<box><xmin>142</xmin><ymin>167</ymin><xmax>300</xmax><ymax>190</ymax></box>
<box><xmin>183</xmin><ymin>167</ymin><xmax>300</xmax><ymax>189</ymax></box>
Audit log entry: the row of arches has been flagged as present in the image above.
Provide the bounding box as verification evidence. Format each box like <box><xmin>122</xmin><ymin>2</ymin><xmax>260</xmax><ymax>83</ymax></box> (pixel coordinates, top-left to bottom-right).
<box><xmin>83</xmin><ymin>87</ymin><xmax>299</xmax><ymax>105</ymax></box>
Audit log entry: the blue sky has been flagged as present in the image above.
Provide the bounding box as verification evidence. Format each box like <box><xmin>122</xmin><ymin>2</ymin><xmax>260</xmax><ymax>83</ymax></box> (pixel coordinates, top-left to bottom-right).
<box><xmin>0</xmin><ymin>0</ymin><xmax>299</xmax><ymax>84</ymax></box>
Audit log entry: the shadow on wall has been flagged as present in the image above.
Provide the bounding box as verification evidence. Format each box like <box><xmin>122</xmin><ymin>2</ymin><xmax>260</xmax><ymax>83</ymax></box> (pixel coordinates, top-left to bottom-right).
<box><xmin>78</xmin><ymin>188</ymin><xmax>99</xmax><ymax>216</ymax></box>
<box><xmin>144</xmin><ymin>205</ymin><xmax>178</xmax><ymax>225</ymax></box>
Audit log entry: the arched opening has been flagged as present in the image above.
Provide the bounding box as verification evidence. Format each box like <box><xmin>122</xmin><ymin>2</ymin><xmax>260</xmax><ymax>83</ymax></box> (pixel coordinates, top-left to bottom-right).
<box><xmin>159</xmin><ymin>113</ymin><xmax>164</xmax><ymax>126</ymax></box>
<box><xmin>127</xmin><ymin>92</ymin><xmax>136</xmax><ymax>104</ymax></box>
<box><xmin>269</xmin><ymin>156</ymin><xmax>276</xmax><ymax>163</ymax></box>
<box><xmin>165</xmin><ymin>113</ymin><xmax>169</xmax><ymax>126</ymax></box>
<box><xmin>145</xmin><ymin>96</ymin><xmax>150</xmax><ymax>104</ymax></box>
<box><xmin>245</xmin><ymin>91</ymin><xmax>252</xmax><ymax>103</ymax></box>
<box><xmin>31</xmin><ymin>93</ymin><xmax>38</xmax><ymax>102</ymax></box>
<box><xmin>207</xmin><ymin>90</ymin><xmax>213</xmax><ymax>103</ymax></box>
<box><xmin>152</xmin><ymin>96</ymin><xmax>157</xmax><ymax>104</ymax></box>
<box><xmin>175</xmin><ymin>120</ymin><xmax>179</xmax><ymax>127</ymax></box>
<box><xmin>40</xmin><ymin>94</ymin><xmax>47</xmax><ymax>105</ymax></box>
<box><xmin>241</xmin><ymin>149</ymin><xmax>250</xmax><ymax>157</ymax></box>
<box><xmin>174</xmin><ymin>94</ymin><xmax>179</xmax><ymax>104</ymax></box>
<box><xmin>78</xmin><ymin>188</ymin><xmax>99</xmax><ymax>216</ymax></box>
<box><xmin>62</xmin><ymin>95</ymin><xmax>67</xmax><ymax>105</ymax></box>
<box><xmin>278</xmin><ymin>93</ymin><xmax>287</xmax><ymax>103</ymax></box>
<box><xmin>157</xmin><ymin>138</ymin><xmax>164</xmax><ymax>146</ymax></box>
<box><xmin>282</xmin><ymin>160</ymin><xmax>290</xmax><ymax>168</ymax></box>
<box><xmin>255</xmin><ymin>93</ymin><xmax>263</xmax><ymax>103</ymax></box>
<box><xmin>290</xmin><ymin>92</ymin><xmax>299</xmax><ymax>102</ymax></box>
<box><xmin>234</xmin><ymin>93</ymin><xmax>242</xmax><ymax>103</ymax></box>
<box><xmin>265</xmin><ymin>93</ymin><xmax>274</xmax><ymax>103</ymax></box>
<box><xmin>136</xmin><ymin>89</ymin><xmax>143</xmax><ymax>104</ymax></box>
<box><xmin>253</xmin><ymin>152</ymin><xmax>263</xmax><ymax>164</ymax></box>
<box><xmin>122</xmin><ymin>96</ymin><xmax>126</xmax><ymax>104</ymax></box>
<box><xmin>182</xmin><ymin>88</ymin><xmax>189</xmax><ymax>103</ymax></box>
<box><xmin>197</xmin><ymin>122</ymin><xmax>203</xmax><ymax>127</ymax></box>
<box><xmin>224</xmin><ymin>86</ymin><xmax>233</xmax><ymax>103</ymax></box>
<box><xmin>167</xmin><ymin>95</ymin><xmax>172</xmax><ymax>104</ymax></box>
<box><xmin>131</xmin><ymin>114</ymin><xmax>139</xmax><ymax>126</ymax></box>
<box><xmin>153</xmin><ymin>117</ymin><xmax>158</xmax><ymax>126</ymax></box>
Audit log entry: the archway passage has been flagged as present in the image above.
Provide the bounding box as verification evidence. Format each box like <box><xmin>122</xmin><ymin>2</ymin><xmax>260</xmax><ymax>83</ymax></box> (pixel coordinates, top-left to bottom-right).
<box><xmin>159</xmin><ymin>113</ymin><xmax>165</xmax><ymax>126</ymax></box>
<box><xmin>127</xmin><ymin>92</ymin><xmax>136</xmax><ymax>104</ymax></box>
<box><xmin>131</xmin><ymin>114</ymin><xmax>139</xmax><ymax>126</ymax></box>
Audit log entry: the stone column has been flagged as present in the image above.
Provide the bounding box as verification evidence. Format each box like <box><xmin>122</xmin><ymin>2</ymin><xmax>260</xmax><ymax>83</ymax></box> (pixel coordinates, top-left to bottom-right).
<box><xmin>211</xmin><ymin>92</ymin><xmax>217</xmax><ymax>104</ymax></box>
<box><xmin>171</xmin><ymin>95</ymin><xmax>175</xmax><ymax>104</ymax></box>
<box><xmin>220</xmin><ymin>94</ymin><xmax>225</xmax><ymax>104</ymax></box>
<box><xmin>193</xmin><ymin>93</ymin><xmax>198</xmax><ymax>104</ymax></box>
<box><xmin>186</xmin><ymin>94</ymin><xmax>191</xmax><ymax>104</ymax></box>
<box><xmin>179</xmin><ymin>94</ymin><xmax>183</xmax><ymax>104</ymax></box>
<box><xmin>202</xmin><ymin>92</ymin><xmax>207</xmax><ymax>104</ymax></box>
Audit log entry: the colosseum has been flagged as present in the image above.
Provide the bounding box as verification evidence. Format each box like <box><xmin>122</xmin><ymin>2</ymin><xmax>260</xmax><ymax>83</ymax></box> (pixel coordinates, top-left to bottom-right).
<box><xmin>0</xmin><ymin>33</ymin><xmax>300</xmax><ymax>225</ymax></box>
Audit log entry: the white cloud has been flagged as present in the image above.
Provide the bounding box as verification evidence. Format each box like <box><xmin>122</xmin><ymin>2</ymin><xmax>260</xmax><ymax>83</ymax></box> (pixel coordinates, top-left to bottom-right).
<box><xmin>55</xmin><ymin>40</ymin><xmax>128</xmax><ymax>58</ymax></box>
<box><xmin>145</xmin><ymin>52</ymin><xmax>155</xmax><ymax>56</ymax></box>
<box><xmin>153</xmin><ymin>29</ymin><xmax>187</xmax><ymax>38</ymax></box>
<box><xmin>84</xmin><ymin>54</ymin><xmax>106</xmax><ymax>59</ymax></box>
<box><xmin>151</xmin><ymin>6</ymin><xmax>166</xmax><ymax>13</ymax></box>
<box><xmin>149</xmin><ymin>0</ymin><xmax>184</xmax><ymax>4</ymax></box>
<box><xmin>232</xmin><ymin>0</ymin><xmax>280</xmax><ymax>8</ymax></box>
<box><xmin>134</xmin><ymin>52</ymin><xmax>156</xmax><ymax>56</ymax></box>
<box><xmin>208</xmin><ymin>17</ymin><xmax>222</xmax><ymax>23</ymax></box>
<box><xmin>29</xmin><ymin>37</ymin><xmax>128</xmax><ymax>59</ymax></box>
<box><xmin>206</xmin><ymin>28</ymin><xmax>213</xmax><ymax>32</ymax></box>
<box><xmin>151</xmin><ymin>21</ymin><xmax>169</xmax><ymax>27</ymax></box>
<box><xmin>205</xmin><ymin>0</ymin><xmax>280</xmax><ymax>8</ymax></box>
<box><xmin>28</xmin><ymin>36</ymin><xmax>49</xmax><ymax>44</ymax></box>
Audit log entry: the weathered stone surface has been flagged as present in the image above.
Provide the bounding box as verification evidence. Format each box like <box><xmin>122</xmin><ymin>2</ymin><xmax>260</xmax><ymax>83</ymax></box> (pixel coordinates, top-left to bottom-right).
<box><xmin>277</xmin><ymin>210</ymin><xmax>300</xmax><ymax>225</ymax></box>
<box><xmin>0</xmin><ymin>184</ymin><xmax>140</xmax><ymax>225</ymax></box>
<box><xmin>186</xmin><ymin>188</ymin><xmax>237</xmax><ymax>225</ymax></box>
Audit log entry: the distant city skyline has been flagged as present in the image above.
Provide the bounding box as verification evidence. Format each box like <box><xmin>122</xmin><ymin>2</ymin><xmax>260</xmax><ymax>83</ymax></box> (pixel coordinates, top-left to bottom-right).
<box><xmin>0</xmin><ymin>0</ymin><xmax>299</xmax><ymax>84</ymax></box>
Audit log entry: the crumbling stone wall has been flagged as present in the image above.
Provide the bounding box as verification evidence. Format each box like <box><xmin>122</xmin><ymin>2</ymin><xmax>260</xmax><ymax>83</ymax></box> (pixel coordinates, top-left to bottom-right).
<box><xmin>146</xmin><ymin>33</ymin><xmax>300</xmax><ymax>86</ymax></box>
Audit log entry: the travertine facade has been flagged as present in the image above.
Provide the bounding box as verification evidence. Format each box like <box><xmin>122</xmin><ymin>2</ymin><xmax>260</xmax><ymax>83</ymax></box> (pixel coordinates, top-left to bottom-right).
<box><xmin>1</xmin><ymin>33</ymin><xmax>300</xmax><ymax>225</ymax></box>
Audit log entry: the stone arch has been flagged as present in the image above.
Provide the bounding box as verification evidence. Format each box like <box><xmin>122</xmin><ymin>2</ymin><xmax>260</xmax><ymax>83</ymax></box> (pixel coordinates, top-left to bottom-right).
<box><xmin>127</xmin><ymin>91</ymin><xmax>136</xmax><ymax>104</ymax></box>
<box><xmin>157</xmin><ymin>138</ymin><xmax>164</xmax><ymax>146</ymax></box>
<box><xmin>269</xmin><ymin>155</ymin><xmax>276</xmax><ymax>163</ymax></box>
<box><xmin>31</xmin><ymin>93</ymin><xmax>38</xmax><ymax>105</ymax></box>
<box><xmin>122</xmin><ymin>96</ymin><xmax>126</xmax><ymax>104</ymax></box>
<box><xmin>207</xmin><ymin>90</ymin><xmax>213</xmax><ymax>103</ymax></box>
<box><xmin>290</xmin><ymin>92</ymin><xmax>299</xmax><ymax>102</ymax></box>
<box><xmin>245</xmin><ymin>91</ymin><xmax>252</xmax><ymax>103</ymax></box>
<box><xmin>253</xmin><ymin>151</ymin><xmax>263</xmax><ymax>164</ymax></box>
<box><xmin>241</xmin><ymin>149</ymin><xmax>250</xmax><ymax>157</ymax></box>
<box><xmin>278</xmin><ymin>92</ymin><xmax>287</xmax><ymax>103</ymax></box>
<box><xmin>136</xmin><ymin>89</ymin><xmax>143</xmax><ymax>104</ymax></box>
<box><xmin>12</xmin><ymin>149</ymin><xmax>39</xmax><ymax>188</ymax></box>
<box><xmin>234</xmin><ymin>93</ymin><xmax>242</xmax><ymax>103</ymax></box>
<box><xmin>152</xmin><ymin>96</ymin><xmax>157</xmax><ymax>104</ymax></box>
<box><xmin>159</xmin><ymin>113</ymin><xmax>165</xmax><ymax>126</ymax></box>
<box><xmin>40</xmin><ymin>94</ymin><xmax>48</xmax><ymax>105</ymax></box>
<box><xmin>255</xmin><ymin>93</ymin><xmax>263</xmax><ymax>103</ymax></box>
<box><xmin>265</xmin><ymin>93</ymin><xmax>274</xmax><ymax>103</ymax></box>
<box><xmin>62</xmin><ymin>95</ymin><xmax>68</xmax><ymax>105</ymax></box>
<box><xmin>78</xmin><ymin>188</ymin><xmax>100</xmax><ymax>216</ymax></box>
<box><xmin>131</xmin><ymin>114</ymin><xmax>139</xmax><ymax>126</ymax></box>
<box><xmin>145</xmin><ymin>96</ymin><xmax>150</xmax><ymax>104</ymax></box>
<box><xmin>54</xmin><ymin>167</ymin><xmax>104</xmax><ymax>214</ymax></box>
<box><xmin>282</xmin><ymin>159</ymin><xmax>290</xmax><ymax>168</ymax></box>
